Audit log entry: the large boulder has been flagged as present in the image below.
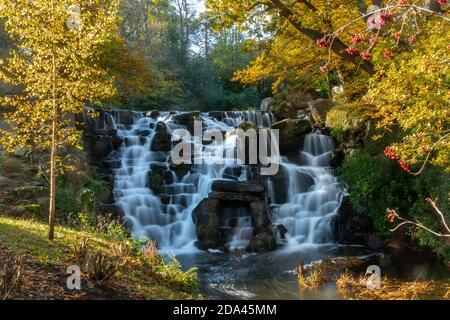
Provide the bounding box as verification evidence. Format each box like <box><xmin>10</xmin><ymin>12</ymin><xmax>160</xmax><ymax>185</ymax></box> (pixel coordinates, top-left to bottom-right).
<box><xmin>193</xmin><ymin>180</ymin><xmax>276</xmax><ymax>252</ymax></box>
<box><xmin>287</xmin><ymin>88</ymin><xmax>315</xmax><ymax>110</ymax></box>
<box><xmin>260</xmin><ymin>97</ymin><xmax>275</xmax><ymax>112</ymax></box>
<box><xmin>192</xmin><ymin>198</ymin><xmax>222</xmax><ymax>250</ymax></box>
<box><xmin>115</xmin><ymin>110</ymin><xmax>135</xmax><ymax>125</ymax></box>
<box><xmin>148</xmin><ymin>163</ymin><xmax>168</xmax><ymax>194</ymax></box>
<box><xmin>211</xmin><ymin>180</ymin><xmax>266</xmax><ymax>194</ymax></box>
<box><xmin>247</xmin><ymin>231</ymin><xmax>276</xmax><ymax>252</ymax></box>
<box><xmin>308</xmin><ymin>99</ymin><xmax>333</xmax><ymax>124</ymax></box>
<box><xmin>151</xmin><ymin>122</ymin><xmax>172</xmax><ymax>152</ymax></box>
<box><xmin>171</xmin><ymin>111</ymin><xmax>201</xmax><ymax>134</ymax></box>
<box><xmin>270</xmin><ymin>118</ymin><xmax>312</xmax><ymax>154</ymax></box>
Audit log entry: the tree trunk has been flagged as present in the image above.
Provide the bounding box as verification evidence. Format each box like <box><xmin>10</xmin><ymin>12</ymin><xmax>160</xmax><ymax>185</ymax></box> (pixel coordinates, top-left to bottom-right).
<box><xmin>48</xmin><ymin>110</ymin><xmax>57</xmax><ymax>240</ymax></box>
<box><xmin>48</xmin><ymin>26</ymin><xmax>58</xmax><ymax>240</ymax></box>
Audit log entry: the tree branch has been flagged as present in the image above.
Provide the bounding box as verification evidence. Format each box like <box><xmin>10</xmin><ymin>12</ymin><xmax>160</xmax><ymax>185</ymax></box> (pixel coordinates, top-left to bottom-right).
<box><xmin>268</xmin><ymin>0</ymin><xmax>375</xmax><ymax>75</ymax></box>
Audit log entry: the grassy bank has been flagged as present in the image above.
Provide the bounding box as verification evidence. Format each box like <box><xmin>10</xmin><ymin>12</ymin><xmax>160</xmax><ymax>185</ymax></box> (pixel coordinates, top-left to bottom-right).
<box><xmin>0</xmin><ymin>216</ymin><xmax>201</xmax><ymax>300</ymax></box>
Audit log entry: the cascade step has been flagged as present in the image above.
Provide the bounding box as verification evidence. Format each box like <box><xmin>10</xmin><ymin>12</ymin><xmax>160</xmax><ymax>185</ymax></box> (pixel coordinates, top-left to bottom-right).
<box><xmin>161</xmin><ymin>183</ymin><xmax>196</xmax><ymax>194</ymax></box>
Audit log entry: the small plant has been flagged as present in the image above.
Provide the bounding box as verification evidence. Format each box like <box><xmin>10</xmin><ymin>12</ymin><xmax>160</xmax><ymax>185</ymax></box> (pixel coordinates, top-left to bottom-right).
<box><xmin>73</xmin><ymin>239</ymin><xmax>122</xmax><ymax>282</ymax></box>
<box><xmin>154</xmin><ymin>255</ymin><xmax>199</xmax><ymax>291</ymax></box>
<box><xmin>0</xmin><ymin>251</ymin><xmax>24</xmax><ymax>300</ymax></box>
<box><xmin>142</xmin><ymin>240</ymin><xmax>163</xmax><ymax>266</ymax></box>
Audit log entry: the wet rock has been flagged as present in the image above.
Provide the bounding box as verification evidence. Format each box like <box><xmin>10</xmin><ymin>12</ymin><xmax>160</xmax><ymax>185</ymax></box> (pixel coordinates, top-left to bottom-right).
<box><xmin>247</xmin><ymin>231</ymin><xmax>276</xmax><ymax>252</ymax></box>
<box><xmin>192</xmin><ymin>198</ymin><xmax>222</xmax><ymax>250</ymax></box>
<box><xmin>115</xmin><ymin>110</ymin><xmax>134</xmax><ymax>125</ymax></box>
<box><xmin>147</xmin><ymin>111</ymin><xmax>160</xmax><ymax>119</ymax></box>
<box><xmin>151</xmin><ymin>122</ymin><xmax>172</xmax><ymax>152</ymax></box>
<box><xmin>193</xmin><ymin>181</ymin><xmax>276</xmax><ymax>252</ymax></box>
<box><xmin>276</xmin><ymin>224</ymin><xmax>288</xmax><ymax>239</ymax></box>
<box><xmin>135</xmin><ymin>128</ymin><xmax>152</xmax><ymax>137</ymax></box>
<box><xmin>149</xmin><ymin>163</ymin><xmax>167</xmax><ymax>194</ymax></box>
<box><xmin>212</xmin><ymin>180</ymin><xmax>266</xmax><ymax>194</ymax></box>
<box><xmin>171</xmin><ymin>112</ymin><xmax>202</xmax><ymax>134</ymax></box>
<box><xmin>103</xmin><ymin>158</ymin><xmax>122</xmax><ymax>169</ymax></box>
<box><xmin>260</xmin><ymin>97</ymin><xmax>275</xmax><ymax>112</ymax></box>
<box><xmin>208</xmin><ymin>111</ymin><xmax>224</xmax><ymax>121</ymax></box>
<box><xmin>208</xmin><ymin>191</ymin><xmax>262</xmax><ymax>203</ymax></box>
<box><xmin>237</xmin><ymin>121</ymin><xmax>258</xmax><ymax>132</ymax></box>
<box><xmin>270</xmin><ymin>118</ymin><xmax>312</xmax><ymax>154</ymax></box>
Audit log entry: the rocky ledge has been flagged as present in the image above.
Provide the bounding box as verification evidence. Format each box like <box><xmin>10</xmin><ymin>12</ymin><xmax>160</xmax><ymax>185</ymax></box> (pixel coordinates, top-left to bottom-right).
<box><xmin>192</xmin><ymin>180</ymin><xmax>276</xmax><ymax>252</ymax></box>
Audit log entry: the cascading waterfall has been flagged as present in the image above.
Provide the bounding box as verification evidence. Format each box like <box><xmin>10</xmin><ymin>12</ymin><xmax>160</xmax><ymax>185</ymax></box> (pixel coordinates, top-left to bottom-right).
<box><xmin>110</xmin><ymin>111</ymin><xmax>274</xmax><ymax>252</ymax></box>
<box><xmin>269</xmin><ymin>132</ymin><xmax>343</xmax><ymax>247</ymax></box>
<box><xmin>106</xmin><ymin>110</ymin><xmax>342</xmax><ymax>252</ymax></box>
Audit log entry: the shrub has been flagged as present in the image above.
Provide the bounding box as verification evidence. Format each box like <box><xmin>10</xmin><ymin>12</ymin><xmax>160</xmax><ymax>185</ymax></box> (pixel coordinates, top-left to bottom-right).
<box><xmin>73</xmin><ymin>239</ymin><xmax>122</xmax><ymax>282</ymax></box>
<box><xmin>140</xmin><ymin>241</ymin><xmax>199</xmax><ymax>291</ymax></box>
<box><xmin>340</xmin><ymin>150</ymin><xmax>450</xmax><ymax>262</ymax></box>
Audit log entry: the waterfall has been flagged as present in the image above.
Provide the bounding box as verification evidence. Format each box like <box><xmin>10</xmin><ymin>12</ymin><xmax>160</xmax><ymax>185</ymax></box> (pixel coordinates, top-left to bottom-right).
<box><xmin>269</xmin><ymin>132</ymin><xmax>343</xmax><ymax>247</ymax></box>
<box><xmin>103</xmin><ymin>110</ymin><xmax>342</xmax><ymax>252</ymax></box>
<box><xmin>109</xmin><ymin>110</ymin><xmax>273</xmax><ymax>253</ymax></box>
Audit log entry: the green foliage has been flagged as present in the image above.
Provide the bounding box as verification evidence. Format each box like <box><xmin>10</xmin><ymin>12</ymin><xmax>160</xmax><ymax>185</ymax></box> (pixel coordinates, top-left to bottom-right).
<box><xmin>153</xmin><ymin>256</ymin><xmax>199</xmax><ymax>292</ymax></box>
<box><xmin>330</xmin><ymin>126</ymin><xmax>345</xmax><ymax>144</ymax></box>
<box><xmin>340</xmin><ymin>152</ymin><xmax>414</xmax><ymax>233</ymax></box>
<box><xmin>340</xmin><ymin>150</ymin><xmax>450</xmax><ymax>261</ymax></box>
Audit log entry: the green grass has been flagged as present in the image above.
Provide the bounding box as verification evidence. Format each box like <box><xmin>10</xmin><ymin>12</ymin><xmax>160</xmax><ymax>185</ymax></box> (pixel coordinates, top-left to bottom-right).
<box><xmin>0</xmin><ymin>216</ymin><xmax>201</xmax><ymax>299</ymax></box>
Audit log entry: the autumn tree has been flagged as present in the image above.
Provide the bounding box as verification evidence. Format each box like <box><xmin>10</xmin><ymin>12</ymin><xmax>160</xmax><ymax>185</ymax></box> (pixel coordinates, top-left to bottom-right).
<box><xmin>0</xmin><ymin>0</ymin><xmax>120</xmax><ymax>239</ymax></box>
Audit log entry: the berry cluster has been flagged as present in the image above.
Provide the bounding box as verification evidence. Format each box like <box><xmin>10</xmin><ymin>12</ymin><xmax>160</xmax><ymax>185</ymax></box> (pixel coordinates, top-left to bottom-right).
<box><xmin>386</xmin><ymin>208</ymin><xmax>397</xmax><ymax>224</ymax></box>
<box><xmin>361</xmin><ymin>52</ymin><xmax>372</xmax><ymax>60</ymax></box>
<box><xmin>351</xmin><ymin>34</ymin><xmax>363</xmax><ymax>44</ymax></box>
<box><xmin>345</xmin><ymin>47</ymin><xmax>360</xmax><ymax>56</ymax></box>
<box><xmin>316</xmin><ymin>38</ymin><xmax>329</xmax><ymax>48</ymax></box>
<box><xmin>384</xmin><ymin>147</ymin><xmax>410</xmax><ymax>172</ymax></box>
<box><xmin>378</xmin><ymin>12</ymin><xmax>394</xmax><ymax>26</ymax></box>
<box><xmin>383</xmin><ymin>49</ymin><xmax>392</xmax><ymax>58</ymax></box>
<box><xmin>384</xmin><ymin>147</ymin><xmax>399</xmax><ymax>160</ymax></box>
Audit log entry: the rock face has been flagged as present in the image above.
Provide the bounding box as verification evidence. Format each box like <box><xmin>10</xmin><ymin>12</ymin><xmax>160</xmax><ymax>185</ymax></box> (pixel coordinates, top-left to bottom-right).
<box><xmin>308</xmin><ymin>99</ymin><xmax>333</xmax><ymax>124</ymax></box>
<box><xmin>151</xmin><ymin>122</ymin><xmax>172</xmax><ymax>152</ymax></box>
<box><xmin>270</xmin><ymin>118</ymin><xmax>312</xmax><ymax>154</ymax></box>
<box><xmin>333</xmin><ymin>196</ymin><xmax>374</xmax><ymax>246</ymax></box>
<box><xmin>193</xmin><ymin>180</ymin><xmax>276</xmax><ymax>252</ymax></box>
<box><xmin>212</xmin><ymin>180</ymin><xmax>266</xmax><ymax>194</ymax></box>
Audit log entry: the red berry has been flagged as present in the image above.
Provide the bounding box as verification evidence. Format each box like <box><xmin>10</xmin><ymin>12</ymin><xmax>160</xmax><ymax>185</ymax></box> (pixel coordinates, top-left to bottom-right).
<box><xmin>398</xmin><ymin>160</ymin><xmax>410</xmax><ymax>172</ymax></box>
<box><xmin>361</xmin><ymin>52</ymin><xmax>372</xmax><ymax>60</ymax></box>
<box><xmin>316</xmin><ymin>38</ymin><xmax>330</xmax><ymax>48</ymax></box>
<box><xmin>437</xmin><ymin>0</ymin><xmax>446</xmax><ymax>5</ymax></box>
<box><xmin>351</xmin><ymin>34</ymin><xmax>363</xmax><ymax>44</ymax></box>
<box><xmin>345</xmin><ymin>47</ymin><xmax>360</xmax><ymax>56</ymax></box>
<box><xmin>379</xmin><ymin>12</ymin><xmax>394</xmax><ymax>26</ymax></box>
<box><xmin>383</xmin><ymin>49</ymin><xmax>392</xmax><ymax>58</ymax></box>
